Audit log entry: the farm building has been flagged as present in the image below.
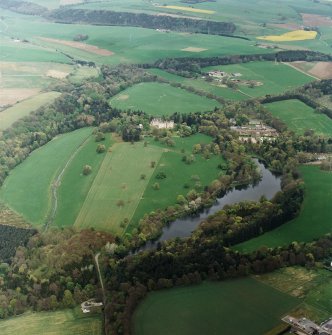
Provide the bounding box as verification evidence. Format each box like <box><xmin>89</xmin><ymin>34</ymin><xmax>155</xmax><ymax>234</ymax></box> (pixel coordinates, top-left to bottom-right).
<box><xmin>150</xmin><ymin>118</ymin><xmax>175</xmax><ymax>129</ymax></box>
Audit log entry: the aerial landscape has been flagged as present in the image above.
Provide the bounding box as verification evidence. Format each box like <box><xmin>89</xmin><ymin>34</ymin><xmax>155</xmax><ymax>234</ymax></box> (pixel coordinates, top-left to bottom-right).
<box><xmin>0</xmin><ymin>0</ymin><xmax>331</xmax><ymax>334</ymax></box>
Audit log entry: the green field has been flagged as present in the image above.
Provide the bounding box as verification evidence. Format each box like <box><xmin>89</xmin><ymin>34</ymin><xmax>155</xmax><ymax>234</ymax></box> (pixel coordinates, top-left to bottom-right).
<box><xmin>265</xmin><ymin>99</ymin><xmax>332</xmax><ymax>136</ymax></box>
<box><xmin>0</xmin><ymin>308</ymin><xmax>101</xmax><ymax>335</ymax></box>
<box><xmin>203</xmin><ymin>62</ymin><xmax>313</xmax><ymax>98</ymax></box>
<box><xmin>148</xmin><ymin>68</ymin><xmax>247</xmax><ymax>101</ymax></box>
<box><xmin>110</xmin><ymin>82</ymin><xmax>220</xmax><ymax>116</ymax></box>
<box><xmin>0</xmin><ymin>128</ymin><xmax>93</xmax><ymax>226</ymax></box>
<box><xmin>0</xmin><ymin>92</ymin><xmax>61</xmax><ymax>130</ymax></box>
<box><xmin>133</xmin><ymin>278</ymin><xmax>299</xmax><ymax>335</ymax></box>
<box><xmin>74</xmin><ymin>141</ymin><xmax>164</xmax><ymax>234</ymax></box>
<box><xmin>55</xmin><ymin>134</ymin><xmax>113</xmax><ymax>227</ymax></box>
<box><xmin>255</xmin><ymin>267</ymin><xmax>332</xmax><ymax>321</ymax></box>
<box><xmin>129</xmin><ymin>135</ymin><xmax>224</xmax><ymax>229</ymax></box>
<box><xmin>236</xmin><ymin>165</ymin><xmax>332</xmax><ymax>252</ymax></box>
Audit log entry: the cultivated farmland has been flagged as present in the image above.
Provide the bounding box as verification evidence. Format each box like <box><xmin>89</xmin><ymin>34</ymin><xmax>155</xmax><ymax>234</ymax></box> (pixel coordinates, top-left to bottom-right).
<box><xmin>257</xmin><ymin>30</ymin><xmax>318</xmax><ymax>42</ymax></box>
<box><xmin>110</xmin><ymin>82</ymin><xmax>220</xmax><ymax>116</ymax></box>
<box><xmin>133</xmin><ymin>278</ymin><xmax>299</xmax><ymax>335</ymax></box>
<box><xmin>265</xmin><ymin>99</ymin><xmax>332</xmax><ymax>136</ymax></box>
<box><xmin>236</xmin><ymin>165</ymin><xmax>332</xmax><ymax>252</ymax></box>
<box><xmin>0</xmin><ymin>308</ymin><xmax>101</xmax><ymax>335</ymax></box>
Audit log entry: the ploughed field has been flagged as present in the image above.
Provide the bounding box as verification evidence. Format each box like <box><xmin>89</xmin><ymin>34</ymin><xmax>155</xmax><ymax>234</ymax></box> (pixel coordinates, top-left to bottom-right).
<box><xmin>0</xmin><ymin>130</ymin><xmax>224</xmax><ymax>234</ymax></box>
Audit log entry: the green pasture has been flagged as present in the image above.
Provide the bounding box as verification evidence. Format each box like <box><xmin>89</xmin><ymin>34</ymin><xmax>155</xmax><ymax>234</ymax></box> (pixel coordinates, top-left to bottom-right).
<box><xmin>110</xmin><ymin>82</ymin><xmax>220</xmax><ymax>116</ymax></box>
<box><xmin>133</xmin><ymin>278</ymin><xmax>299</xmax><ymax>335</ymax></box>
<box><xmin>148</xmin><ymin>68</ymin><xmax>247</xmax><ymax>101</ymax></box>
<box><xmin>0</xmin><ymin>128</ymin><xmax>92</xmax><ymax>226</ymax></box>
<box><xmin>129</xmin><ymin>135</ymin><xmax>224</xmax><ymax>230</ymax></box>
<box><xmin>74</xmin><ymin>141</ymin><xmax>163</xmax><ymax>234</ymax></box>
<box><xmin>55</xmin><ymin>134</ymin><xmax>113</xmax><ymax>227</ymax></box>
<box><xmin>203</xmin><ymin>62</ymin><xmax>313</xmax><ymax>98</ymax></box>
<box><xmin>1</xmin><ymin>10</ymin><xmax>272</xmax><ymax>65</ymax></box>
<box><xmin>265</xmin><ymin>99</ymin><xmax>332</xmax><ymax>136</ymax></box>
<box><xmin>0</xmin><ymin>308</ymin><xmax>101</xmax><ymax>335</ymax></box>
<box><xmin>68</xmin><ymin>66</ymin><xmax>100</xmax><ymax>84</ymax></box>
<box><xmin>0</xmin><ymin>92</ymin><xmax>61</xmax><ymax>130</ymax></box>
<box><xmin>236</xmin><ymin>165</ymin><xmax>332</xmax><ymax>252</ymax></box>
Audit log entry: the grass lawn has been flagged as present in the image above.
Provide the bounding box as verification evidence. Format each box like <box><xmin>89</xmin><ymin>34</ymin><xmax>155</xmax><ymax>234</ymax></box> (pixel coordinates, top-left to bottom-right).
<box><xmin>203</xmin><ymin>62</ymin><xmax>313</xmax><ymax>98</ymax></box>
<box><xmin>110</xmin><ymin>82</ymin><xmax>220</xmax><ymax>116</ymax></box>
<box><xmin>0</xmin><ymin>308</ymin><xmax>101</xmax><ymax>335</ymax></box>
<box><xmin>0</xmin><ymin>92</ymin><xmax>61</xmax><ymax>130</ymax></box>
<box><xmin>54</xmin><ymin>134</ymin><xmax>113</xmax><ymax>227</ymax></box>
<box><xmin>265</xmin><ymin>99</ymin><xmax>332</xmax><ymax>136</ymax></box>
<box><xmin>129</xmin><ymin>135</ymin><xmax>224</xmax><ymax>230</ymax></box>
<box><xmin>0</xmin><ymin>128</ymin><xmax>93</xmax><ymax>226</ymax></box>
<box><xmin>74</xmin><ymin>141</ymin><xmax>164</xmax><ymax>234</ymax></box>
<box><xmin>133</xmin><ymin>278</ymin><xmax>299</xmax><ymax>335</ymax></box>
<box><xmin>235</xmin><ymin>165</ymin><xmax>332</xmax><ymax>252</ymax></box>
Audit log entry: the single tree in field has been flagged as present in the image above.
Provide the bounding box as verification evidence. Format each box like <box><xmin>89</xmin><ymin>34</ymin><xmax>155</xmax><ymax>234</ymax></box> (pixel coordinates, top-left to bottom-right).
<box><xmin>95</xmin><ymin>131</ymin><xmax>105</xmax><ymax>142</ymax></box>
<box><xmin>83</xmin><ymin>165</ymin><xmax>92</xmax><ymax>175</ymax></box>
<box><xmin>96</xmin><ymin>144</ymin><xmax>106</xmax><ymax>153</ymax></box>
<box><xmin>140</xmin><ymin>174</ymin><xmax>146</xmax><ymax>180</ymax></box>
<box><xmin>117</xmin><ymin>200</ymin><xmax>125</xmax><ymax>207</ymax></box>
<box><xmin>152</xmin><ymin>182</ymin><xmax>160</xmax><ymax>190</ymax></box>
<box><xmin>150</xmin><ymin>161</ymin><xmax>156</xmax><ymax>168</ymax></box>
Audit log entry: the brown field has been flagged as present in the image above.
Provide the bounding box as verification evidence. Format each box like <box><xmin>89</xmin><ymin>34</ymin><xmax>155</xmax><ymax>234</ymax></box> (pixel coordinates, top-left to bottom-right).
<box><xmin>46</xmin><ymin>70</ymin><xmax>69</xmax><ymax>79</ymax></box>
<box><xmin>181</xmin><ymin>47</ymin><xmax>208</xmax><ymax>52</ymax></box>
<box><xmin>302</xmin><ymin>13</ymin><xmax>332</xmax><ymax>27</ymax></box>
<box><xmin>308</xmin><ymin>62</ymin><xmax>332</xmax><ymax>79</ymax></box>
<box><xmin>0</xmin><ymin>88</ymin><xmax>40</xmax><ymax>107</ymax></box>
<box><xmin>39</xmin><ymin>37</ymin><xmax>114</xmax><ymax>56</ymax></box>
<box><xmin>115</xmin><ymin>94</ymin><xmax>129</xmax><ymax>101</ymax></box>
<box><xmin>271</xmin><ymin>23</ymin><xmax>301</xmax><ymax>30</ymax></box>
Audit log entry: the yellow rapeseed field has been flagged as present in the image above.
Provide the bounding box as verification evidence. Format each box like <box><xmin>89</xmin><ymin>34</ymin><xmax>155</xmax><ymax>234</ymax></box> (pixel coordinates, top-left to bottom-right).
<box><xmin>257</xmin><ymin>30</ymin><xmax>317</xmax><ymax>42</ymax></box>
<box><xmin>157</xmin><ymin>5</ymin><xmax>215</xmax><ymax>14</ymax></box>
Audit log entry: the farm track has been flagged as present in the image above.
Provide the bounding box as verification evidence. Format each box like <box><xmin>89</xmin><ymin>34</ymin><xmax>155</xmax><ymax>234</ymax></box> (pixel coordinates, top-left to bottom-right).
<box><xmin>283</xmin><ymin>62</ymin><xmax>320</xmax><ymax>80</ymax></box>
<box><xmin>44</xmin><ymin>134</ymin><xmax>91</xmax><ymax>230</ymax></box>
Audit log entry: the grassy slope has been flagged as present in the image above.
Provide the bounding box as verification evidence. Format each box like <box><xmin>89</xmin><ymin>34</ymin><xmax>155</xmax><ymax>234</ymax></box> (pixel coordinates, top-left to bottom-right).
<box><xmin>133</xmin><ymin>279</ymin><xmax>299</xmax><ymax>335</ymax></box>
<box><xmin>0</xmin><ymin>308</ymin><xmax>101</xmax><ymax>335</ymax></box>
<box><xmin>74</xmin><ymin>141</ymin><xmax>164</xmax><ymax>234</ymax></box>
<box><xmin>0</xmin><ymin>128</ymin><xmax>92</xmax><ymax>226</ymax></box>
<box><xmin>0</xmin><ymin>92</ymin><xmax>61</xmax><ymax>130</ymax></box>
<box><xmin>110</xmin><ymin>82</ymin><xmax>220</xmax><ymax>116</ymax></box>
<box><xmin>203</xmin><ymin>62</ymin><xmax>313</xmax><ymax>98</ymax></box>
<box><xmin>265</xmin><ymin>99</ymin><xmax>332</xmax><ymax>136</ymax></box>
<box><xmin>55</xmin><ymin>134</ymin><xmax>113</xmax><ymax>227</ymax></box>
<box><xmin>236</xmin><ymin>166</ymin><xmax>332</xmax><ymax>252</ymax></box>
<box><xmin>129</xmin><ymin>135</ymin><xmax>224</xmax><ymax>230</ymax></box>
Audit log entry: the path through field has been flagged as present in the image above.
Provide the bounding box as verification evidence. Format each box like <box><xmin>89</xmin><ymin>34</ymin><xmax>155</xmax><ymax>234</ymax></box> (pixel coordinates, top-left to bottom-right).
<box><xmin>45</xmin><ymin>134</ymin><xmax>91</xmax><ymax>229</ymax></box>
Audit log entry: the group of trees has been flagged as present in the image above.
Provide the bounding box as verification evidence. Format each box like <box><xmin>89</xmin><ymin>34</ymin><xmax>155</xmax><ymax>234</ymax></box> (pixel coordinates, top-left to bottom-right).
<box><xmin>48</xmin><ymin>8</ymin><xmax>236</xmax><ymax>36</ymax></box>
<box><xmin>0</xmin><ymin>228</ymin><xmax>114</xmax><ymax>318</ymax></box>
<box><xmin>103</xmin><ymin>233</ymin><xmax>332</xmax><ymax>334</ymax></box>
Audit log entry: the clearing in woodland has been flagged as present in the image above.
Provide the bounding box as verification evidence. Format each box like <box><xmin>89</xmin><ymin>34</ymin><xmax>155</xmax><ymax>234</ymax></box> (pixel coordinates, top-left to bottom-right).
<box><xmin>110</xmin><ymin>82</ymin><xmax>221</xmax><ymax>116</ymax></box>
<box><xmin>133</xmin><ymin>278</ymin><xmax>299</xmax><ymax>335</ymax></box>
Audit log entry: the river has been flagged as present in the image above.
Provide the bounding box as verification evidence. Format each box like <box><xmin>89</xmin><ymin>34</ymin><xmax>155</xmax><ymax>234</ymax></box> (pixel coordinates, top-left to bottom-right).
<box><xmin>140</xmin><ymin>160</ymin><xmax>281</xmax><ymax>250</ymax></box>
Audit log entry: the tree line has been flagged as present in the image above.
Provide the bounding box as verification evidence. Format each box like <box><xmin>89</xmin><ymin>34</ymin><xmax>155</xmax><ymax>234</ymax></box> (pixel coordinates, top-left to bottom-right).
<box><xmin>47</xmin><ymin>8</ymin><xmax>236</xmax><ymax>36</ymax></box>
